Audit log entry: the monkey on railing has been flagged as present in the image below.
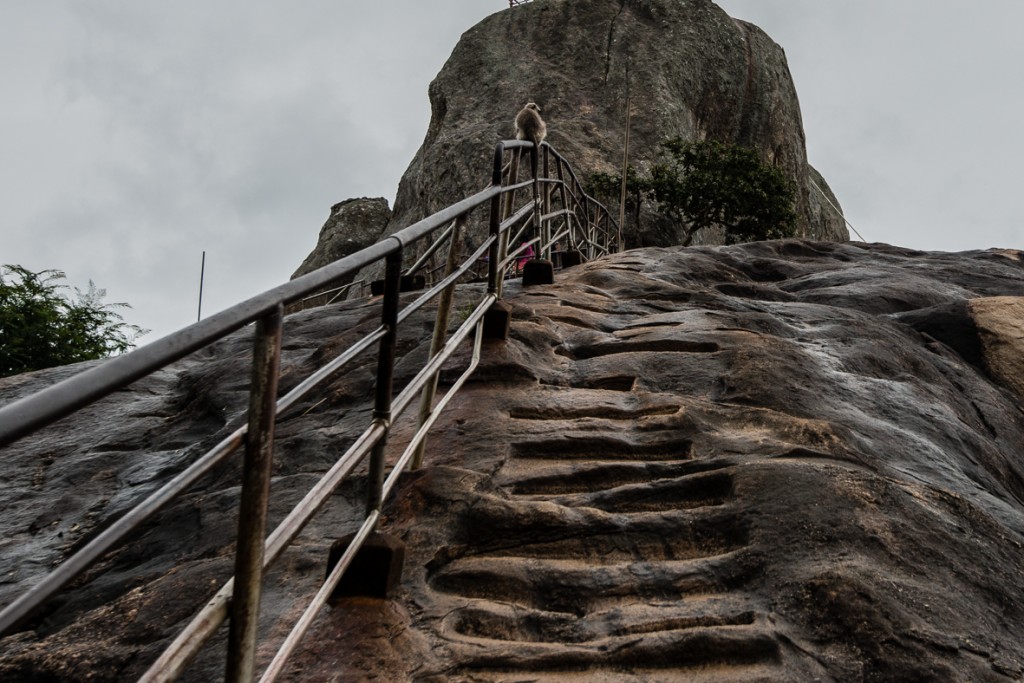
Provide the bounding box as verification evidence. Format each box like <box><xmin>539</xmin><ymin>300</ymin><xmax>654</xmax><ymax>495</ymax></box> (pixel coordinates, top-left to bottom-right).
<box><xmin>514</xmin><ymin>101</ymin><xmax>546</xmax><ymax>178</ymax></box>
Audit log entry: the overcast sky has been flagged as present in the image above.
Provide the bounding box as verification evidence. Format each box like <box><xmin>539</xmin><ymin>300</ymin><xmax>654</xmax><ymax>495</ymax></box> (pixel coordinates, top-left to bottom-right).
<box><xmin>2</xmin><ymin>1</ymin><xmax>1022</xmax><ymax>345</ymax></box>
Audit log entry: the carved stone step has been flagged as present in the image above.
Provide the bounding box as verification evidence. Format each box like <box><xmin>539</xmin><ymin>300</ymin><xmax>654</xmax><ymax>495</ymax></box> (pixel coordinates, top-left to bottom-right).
<box><xmin>521</xmin><ymin>470</ymin><xmax>735</xmax><ymax>514</ymax></box>
<box><xmin>496</xmin><ymin>458</ymin><xmax>735</xmax><ymax>497</ymax></box>
<box><xmin>441</xmin><ymin>596</ymin><xmax>760</xmax><ymax>644</ymax></box>
<box><xmin>509</xmin><ymin>435</ymin><xmax>694</xmax><ymax>462</ymax></box>
<box><xmin>447</xmin><ymin>624</ymin><xmax>781</xmax><ymax>674</ymax></box>
<box><xmin>429</xmin><ymin>552</ymin><xmax>753</xmax><ymax>614</ymax></box>
<box><xmin>452</xmin><ymin>499</ymin><xmax>750</xmax><ymax>561</ymax></box>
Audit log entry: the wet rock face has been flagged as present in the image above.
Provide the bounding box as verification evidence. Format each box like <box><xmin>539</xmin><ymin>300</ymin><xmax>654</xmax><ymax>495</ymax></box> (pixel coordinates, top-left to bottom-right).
<box><xmin>389</xmin><ymin>0</ymin><xmax>848</xmax><ymax>246</ymax></box>
<box><xmin>3</xmin><ymin>242</ymin><xmax>1024</xmax><ymax>681</ymax></box>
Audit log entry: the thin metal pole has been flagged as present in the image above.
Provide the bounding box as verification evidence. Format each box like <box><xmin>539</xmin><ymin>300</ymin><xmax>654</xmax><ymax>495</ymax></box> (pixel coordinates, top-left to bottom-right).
<box><xmin>531</xmin><ymin>144</ymin><xmax>542</xmax><ymax>256</ymax></box>
<box><xmin>489</xmin><ymin>144</ymin><xmax>505</xmax><ymax>298</ymax></box>
<box><xmin>197</xmin><ymin>251</ymin><xmax>206</xmax><ymax>322</ymax></box>
<box><xmin>225</xmin><ymin>304</ymin><xmax>283</xmax><ymax>683</ymax></box>
<box><xmin>618</xmin><ymin>98</ymin><xmax>631</xmax><ymax>253</ymax></box>
<box><xmin>542</xmin><ymin>146</ymin><xmax>552</xmax><ymax>260</ymax></box>
<box><xmin>555</xmin><ymin>158</ymin><xmax>571</xmax><ymax>251</ymax></box>
<box><xmin>366</xmin><ymin>251</ymin><xmax>402</xmax><ymax>516</ymax></box>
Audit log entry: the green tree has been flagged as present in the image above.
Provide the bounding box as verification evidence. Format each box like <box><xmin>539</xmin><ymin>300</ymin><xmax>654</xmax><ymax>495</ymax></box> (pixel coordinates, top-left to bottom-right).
<box><xmin>589</xmin><ymin>138</ymin><xmax>798</xmax><ymax>247</ymax></box>
<box><xmin>0</xmin><ymin>265</ymin><xmax>146</xmax><ymax>378</ymax></box>
<box><xmin>588</xmin><ymin>165</ymin><xmax>650</xmax><ymax>240</ymax></box>
<box><xmin>649</xmin><ymin>138</ymin><xmax>797</xmax><ymax>245</ymax></box>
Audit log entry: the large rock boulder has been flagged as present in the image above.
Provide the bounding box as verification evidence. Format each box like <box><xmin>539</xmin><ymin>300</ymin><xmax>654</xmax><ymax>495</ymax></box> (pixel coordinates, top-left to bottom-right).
<box><xmin>298</xmin><ymin>0</ymin><xmax>849</xmax><ymax>285</ymax></box>
<box><xmin>292</xmin><ymin>198</ymin><xmax>392</xmax><ymax>280</ymax></box>
<box><xmin>806</xmin><ymin>165</ymin><xmax>848</xmax><ymax>241</ymax></box>
<box><xmin>388</xmin><ymin>0</ymin><xmax>847</xmax><ymax>245</ymax></box>
<box><xmin>968</xmin><ymin>295</ymin><xmax>1024</xmax><ymax>397</ymax></box>
<box><xmin>289</xmin><ymin>197</ymin><xmax>391</xmax><ymax>309</ymax></box>
<box><xmin>2</xmin><ymin>242</ymin><xmax>1024</xmax><ymax>681</ymax></box>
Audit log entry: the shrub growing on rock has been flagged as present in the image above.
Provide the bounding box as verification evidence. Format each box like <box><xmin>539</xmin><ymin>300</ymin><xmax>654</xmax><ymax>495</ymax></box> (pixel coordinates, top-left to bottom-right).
<box><xmin>590</xmin><ymin>138</ymin><xmax>798</xmax><ymax>247</ymax></box>
<box><xmin>0</xmin><ymin>265</ymin><xmax>146</xmax><ymax>377</ymax></box>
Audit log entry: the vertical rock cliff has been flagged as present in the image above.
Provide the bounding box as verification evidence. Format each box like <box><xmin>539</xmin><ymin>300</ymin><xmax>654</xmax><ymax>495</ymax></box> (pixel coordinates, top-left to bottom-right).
<box><xmin>296</xmin><ymin>0</ymin><xmax>848</xmax><ymax>274</ymax></box>
<box><xmin>388</xmin><ymin>0</ymin><xmax>847</xmax><ymax>245</ymax></box>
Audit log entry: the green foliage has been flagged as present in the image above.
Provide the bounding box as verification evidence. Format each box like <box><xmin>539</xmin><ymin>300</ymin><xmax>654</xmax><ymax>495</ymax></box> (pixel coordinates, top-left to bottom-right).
<box><xmin>588</xmin><ymin>138</ymin><xmax>798</xmax><ymax>247</ymax></box>
<box><xmin>588</xmin><ymin>166</ymin><xmax>647</xmax><ymax>199</ymax></box>
<box><xmin>650</xmin><ymin>138</ymin><xmax>797</xmax><ymax>245</ymax></box>
<box><xmin>0</xmin><ymin>265</ymin><xmax>147</xmax><ymax>378</ymax></box>
<box><xmin>587</xmin><ymin>165</ymin><xmax>651</xmax><ymax>243</ymax></box>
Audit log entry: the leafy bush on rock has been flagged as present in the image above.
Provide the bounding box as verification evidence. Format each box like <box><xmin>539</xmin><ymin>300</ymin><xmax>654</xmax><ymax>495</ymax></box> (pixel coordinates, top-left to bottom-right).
<box><xmin>0</xmin><ymin>265</ymin><xmax>146</xmax><ymax>378</ymax></box>
<box><xmin>590</xmin><ymin>138</ymin><xmax>797</xmax><ymax>247</ymax></box>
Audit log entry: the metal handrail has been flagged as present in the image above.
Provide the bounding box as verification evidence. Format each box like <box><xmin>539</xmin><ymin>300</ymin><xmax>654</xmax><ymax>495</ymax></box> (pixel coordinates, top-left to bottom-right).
<box><xmin>0</xmin><ymin>138</ymin><xmax>620</xmax><ymax>681</ymax></box>
<box><xmin>0</xmin><ymin>185</ymin><xmax>499</xmax><ymax>449</ymax></box>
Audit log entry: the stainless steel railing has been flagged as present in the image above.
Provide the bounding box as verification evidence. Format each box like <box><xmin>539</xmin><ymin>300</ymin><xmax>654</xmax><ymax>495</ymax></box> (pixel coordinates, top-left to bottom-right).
<box><xmin>0</xmin><ymin>138</ymin><xmax>619</xmax><ymax>681</ymax></box>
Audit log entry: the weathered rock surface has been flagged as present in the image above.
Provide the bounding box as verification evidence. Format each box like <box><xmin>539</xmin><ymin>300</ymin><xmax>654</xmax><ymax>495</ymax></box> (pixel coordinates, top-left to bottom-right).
<box><xmin>293</xmin><ymin>198</ymin><xmax>392</xmax><ymax>281</ymax></box>
<box><xmin>806</xmin><ymin>165</ymin><xmax>846</xmax><ymax>242</ymax></box>
<box><xmin>968</xmin><ymin>296</ymin><xmax>1024</xmax><ymax>398</ymax></box>
<box><xmin>300</xmin><ymin>0</ymin><xmax>848</xmax><ymax>291</ymax></box>
<box><xmin>290</xmin><ymin>198</ymin><xmax>392</xmax><ymax>309</ymax></box>
<box><xmin>388</xmin><ymin>0</ymin><xmax>848</xmax><ymax>248</ymax></box>
<box><xmin>3</xmin><ymin>242</ymin><xmax>1024</xmax><ymax>681</ymax></box>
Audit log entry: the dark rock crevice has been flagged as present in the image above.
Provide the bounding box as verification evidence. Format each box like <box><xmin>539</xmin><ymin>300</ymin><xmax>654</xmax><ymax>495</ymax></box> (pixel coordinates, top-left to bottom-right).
<box><xmin>603</xmin><ymin>0</ymin><xmax>627</xmax><ymax>86</ymax></box>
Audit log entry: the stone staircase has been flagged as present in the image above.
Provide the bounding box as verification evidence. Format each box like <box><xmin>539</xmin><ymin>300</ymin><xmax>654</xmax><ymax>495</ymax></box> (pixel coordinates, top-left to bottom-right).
<box><xmin>279</xmin><ymin>246</ymin><xmax>1024</xmax><ymax>682</ymax></box>
<box><xmin>421</xmin><ymin>389</ymin><xmax>790</xmax><ymax>682</ymax></box>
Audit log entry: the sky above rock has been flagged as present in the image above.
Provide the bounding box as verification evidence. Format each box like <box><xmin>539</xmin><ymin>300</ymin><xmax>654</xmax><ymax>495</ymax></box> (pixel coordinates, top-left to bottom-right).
<box><xmin>2</xmin><ymin>1</ymin><xmax>1022</xmax><ymax>345</ymax></box>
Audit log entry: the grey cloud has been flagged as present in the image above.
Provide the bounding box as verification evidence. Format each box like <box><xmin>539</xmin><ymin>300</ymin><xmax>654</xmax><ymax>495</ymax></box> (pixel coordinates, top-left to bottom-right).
<box><xmin>3</xmin><ymin>0</ymin><xmax>1021</xmax><ymax>346</ymax></box>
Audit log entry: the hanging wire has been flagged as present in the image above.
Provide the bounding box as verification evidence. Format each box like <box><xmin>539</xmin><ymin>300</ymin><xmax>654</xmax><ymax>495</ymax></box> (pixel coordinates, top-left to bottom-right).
<box><xmin>809</xmin><ymin>177</ymin><xmax>866</xmax><ymax>242</ymax></box>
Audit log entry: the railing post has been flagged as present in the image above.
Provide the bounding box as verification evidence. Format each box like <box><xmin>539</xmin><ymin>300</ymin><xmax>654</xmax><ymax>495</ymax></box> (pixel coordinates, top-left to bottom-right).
<box><xmin>484</xmin><ymin>143</ymin><xmax>512</xmax><ymax>339</ymax></box>
<box><xmin>521</xmin><ymin>142</ymin><xmax>554</xmax><ymax>287</ymax></box>
<box><xmin>578</xmin><ymin>177</ymin><xmax>588</xmax><ymax>252</ymax></box>
<box><xmin>502</xmin><ymin>147</ymin><xmax>520</xmax><ymax>224</ymax></box>
<box><xmin>366</xmin><ymin>249</ymin><xmax>402</xmax><ymax>516</ymax></box>
<box><xmin>489</xmin><ymin>143</ymin><xmax>506</xmax><ymax>298</ymax></box>
<box><xmin>531</xmin><ymin>144</ymin><xmax>542</xmax><ymax>254</ymax></box>
<box><xmin>542</xmin><ymin>146</ymin><xmax>551</xmax><ymax>260</ymax></box>
<box><xmin>225</xmin><ymin>304</ymin><xmax>283</xmax><ymax>683</ymax></box>
<box><xmin>556</xmin><ymin>157</ymin><xmax>571</xmax><ymax>248</ymax></box>
<box><xmin>590</xmin><ymin>203</ymin><xmax>599</xmax><ymax>259</ymax></box>
<box><xmin>498</xmin><ymin>144</ymin><xmax>518</xmax><ymax>294</ymax></box>
<box><xmin>411</xmin><ymin>216</ymin><xmax>466</xmax><ymax>470</ymax></box>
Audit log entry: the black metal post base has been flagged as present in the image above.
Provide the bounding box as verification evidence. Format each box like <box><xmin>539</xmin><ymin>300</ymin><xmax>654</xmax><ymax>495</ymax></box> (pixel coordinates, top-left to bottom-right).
<box><xmin>483</xmin><ymin>301</ymin><xmax>512</xmax><ymax>340</ymax></box>
<box><xmin>326</xmin><ymin>532</ymin><xmax>406</xmax><ymax>600</ymax></box>
<box><xmin>562</xmin><ymin>249</ymin><xmax>583</xmax><ymax>268</ymax></box>
<box><xmin>522</xmin><ymin>259</ymin><xmax>554</xmax><ymax>286</ymax></box>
